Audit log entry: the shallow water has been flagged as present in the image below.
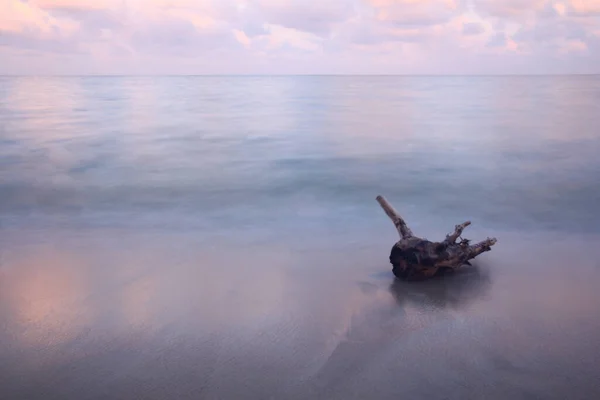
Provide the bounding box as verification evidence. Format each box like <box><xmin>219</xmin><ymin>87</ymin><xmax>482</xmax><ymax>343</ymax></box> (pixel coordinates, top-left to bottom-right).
<box><xmin>1</xmin><ymin>76</ymin><xmax>600</xmax><ymax>399</ymax></box>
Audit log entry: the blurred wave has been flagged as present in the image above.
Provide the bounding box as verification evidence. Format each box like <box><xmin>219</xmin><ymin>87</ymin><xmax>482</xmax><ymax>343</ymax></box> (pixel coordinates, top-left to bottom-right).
<box><xmin>1</xmin><ymin>76</ymin><xmax>599</xmax><ymax>235</ymax></box>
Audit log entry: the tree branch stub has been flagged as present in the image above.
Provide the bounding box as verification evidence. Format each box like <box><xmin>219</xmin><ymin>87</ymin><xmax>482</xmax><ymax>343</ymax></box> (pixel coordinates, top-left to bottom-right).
<box><xmin>375</xmin><ymin>195</ymin><xmax>413</xmax><ymax>239</ymax></box>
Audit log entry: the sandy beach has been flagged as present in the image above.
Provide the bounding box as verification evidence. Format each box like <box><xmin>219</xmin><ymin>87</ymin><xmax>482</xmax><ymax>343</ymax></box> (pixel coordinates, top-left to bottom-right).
<box><xmin>1</xmin><ymin>228</ymin><xmax>600</xmax><ymax>399</ymax></box>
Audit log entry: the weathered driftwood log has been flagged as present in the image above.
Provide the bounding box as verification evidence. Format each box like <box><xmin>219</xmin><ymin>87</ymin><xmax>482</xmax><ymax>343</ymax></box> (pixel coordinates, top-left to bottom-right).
<box><xmin>376</xmin><ymin>195</ymin><xmax>497</xmax><ymax>281</ymax></box>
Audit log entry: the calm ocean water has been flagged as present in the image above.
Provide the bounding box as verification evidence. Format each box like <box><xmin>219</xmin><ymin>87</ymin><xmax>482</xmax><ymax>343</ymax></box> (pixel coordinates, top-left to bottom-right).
<box><xmin>1</xmin><ymin>76</ymin><xmax>600</xmax><ymax>399</ymax></box>
<box><xmin>1</xmin><ymin>76</ymin><xmax>599</xmax><ymax>236</ymax></box>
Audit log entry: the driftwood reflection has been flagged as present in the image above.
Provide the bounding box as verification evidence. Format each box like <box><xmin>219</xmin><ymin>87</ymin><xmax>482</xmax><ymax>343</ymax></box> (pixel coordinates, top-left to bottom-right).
<box><xmin>389</xmin><ymin>266</ymin><xmax>492</xmax><ymax>311</ymax></box>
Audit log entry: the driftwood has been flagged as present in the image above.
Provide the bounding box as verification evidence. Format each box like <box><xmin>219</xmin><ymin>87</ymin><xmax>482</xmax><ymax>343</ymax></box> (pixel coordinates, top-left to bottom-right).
<box><xmin>376</xmin><ymin>195</ymin><xmax>497</xmax><ymax>281</ymax></box>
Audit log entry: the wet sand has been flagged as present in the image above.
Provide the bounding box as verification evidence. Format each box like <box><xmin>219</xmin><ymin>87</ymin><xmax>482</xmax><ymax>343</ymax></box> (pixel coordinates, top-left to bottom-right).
<box><xmin>2</xmin><ymin>229</ymin><xmax>600</xmax><ymax>400</ymax></box>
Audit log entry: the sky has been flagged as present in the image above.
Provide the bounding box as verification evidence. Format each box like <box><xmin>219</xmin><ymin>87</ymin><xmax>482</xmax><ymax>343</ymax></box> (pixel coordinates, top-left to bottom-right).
<box><xmin>1</xmin><ymin>0</ymin><xmax>599</xmax><ymax>75</ymax></box>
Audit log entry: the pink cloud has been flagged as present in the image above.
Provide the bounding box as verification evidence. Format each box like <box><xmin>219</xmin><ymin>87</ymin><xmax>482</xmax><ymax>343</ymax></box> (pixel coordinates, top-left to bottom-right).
<box><xmin>0</xmin><ymin>0</ymin><xmax>599</xmax><ymax>74</ymax></box>
<box><xmin>560</xmin><ymin>38</ymin><xmax>588</xmax><ymax>52</ymax></box>
<box><xmin>32</xmin><ymin>0</ymin><xmax>121</xmax><ymax>10</ymax></box>
<box><xmin>568</xmin><ymin>0</ymin><xmax>600</xmax><ymax>14</ymax></box>
<box><xmin>0</xmin><ymin>1</ymin><xmax>75</xmax><ymax>33</ymax></box>
<box><xmin>472</xmin><ymin>0</ymin><xmax>549</xmax><ymax>19</ymax></box>
<box><xmin>248</xmin><ymin>0</ymin><xmax>355</xmax><ymax>35</ymax></box>
<box><xmin>367</xmin><ymin>0</ymin><xmax>460</xmax><ymax>26</ymax></box>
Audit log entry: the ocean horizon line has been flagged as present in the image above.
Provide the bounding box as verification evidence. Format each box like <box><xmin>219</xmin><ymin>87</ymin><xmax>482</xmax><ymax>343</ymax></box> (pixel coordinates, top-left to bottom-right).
<box><xmin>1</xmin><ymin>73</ymin><xmax>599</xmax><ymax>78</ymax></box>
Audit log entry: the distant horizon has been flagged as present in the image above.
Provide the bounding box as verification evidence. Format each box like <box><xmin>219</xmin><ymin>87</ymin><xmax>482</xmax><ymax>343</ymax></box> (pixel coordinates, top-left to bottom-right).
<box><xmin>2</xmin><ymin>73</ymin><xmax>600</xmax><ymax>78</ymax></box>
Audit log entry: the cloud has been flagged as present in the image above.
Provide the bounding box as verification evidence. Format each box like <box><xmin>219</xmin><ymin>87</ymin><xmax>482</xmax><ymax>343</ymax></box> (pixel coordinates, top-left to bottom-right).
<box><xmin>467</xmin><ymin>0</ymin><xmax>600</xmax><ymax>60</ymax></box>
<box><xmin>473</xmin><ymin>0</ymin><xmax>600</xmax><ymax>19</ymax></box>
<box><xmin>334</xmin><ymin>16</ymin><xmax>444</xmax><ymax>47</ymax></box>
<box><xmin>472</xmin><ymin>0</ymin><xmax>548</xmax><ymax>18</ymax></box>
<box><xmin>367</xmin><ymin>0</ymin><xmax>461</xmax><ymax>26</ymax></box>
<box><xmin>568</xmin><ymin>0</ymin><xmax>600</xmax><ymax>15</ymax></box>
<box><xmin>462</xmin><ymin>22</ymin><xmax>485</xmax><ymax>35</ymax></box>
<box><xmin>233</xmin><ymin>29</ymin><xmax>251</xmax><ymax>46</ymax></box>
<box><xmin>0</xmin><ymin>1</ymin><xmax>85</xmax><ymax>56</ymax></box>
<box><xmin>0</xmin><ymin>0</ymin><xmax>78</xmax><ymax>33</ymax></box>
<box><xmin>0</xmin><ymin>28</ymin><xmax>82</xmax><ymax>54</ymax></box>
<box><xmin>247</xmin><ymin>0</ymin><xmax>356</xmax><ymax>36</ymax></box>
<box><xmin>487</xmin><ymin>31</ymin><xmax>507</xmax><ymax>47</ymax></box>
<box><xmin>559</xmin><ymin>38</ymin><xmax>588</xmax><ymax>53</ymax></box>
<box><xmin>0</xmin><ymin>0</ymin><xmax>599</xmax><ymax>74</ymax></box>
<box><xmin>129</xmin><ymin>16</ymin><xmax>238</xmax><ymax>57</ymax></box>
<box><xmin>329</xmin><ymin>0</ymin><xmax>466</xmax><ymax>49</ymax></box>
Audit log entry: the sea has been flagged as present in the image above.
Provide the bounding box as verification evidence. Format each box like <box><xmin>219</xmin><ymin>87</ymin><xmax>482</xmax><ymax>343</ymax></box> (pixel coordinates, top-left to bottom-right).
<box><xmin>1</xmin><ymin>75</ymin><xmax>599</xmax><ymax>399</ymax></box>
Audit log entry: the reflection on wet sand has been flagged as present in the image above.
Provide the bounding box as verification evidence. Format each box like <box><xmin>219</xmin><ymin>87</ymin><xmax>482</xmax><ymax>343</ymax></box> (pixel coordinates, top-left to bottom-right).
<box><xmin>1</xmin><ymin>248</ymin><xmax>92</xmax><ymax>350</ymax></box>
<box><xmin>389</xmin><ymin>265</ymin><xmax>492</xmax><ymax>311</ymax></box>
<box><xmin>1</xmin><ymin>232</ymin><xmax>600</xmax><ymax>399</ymax></box>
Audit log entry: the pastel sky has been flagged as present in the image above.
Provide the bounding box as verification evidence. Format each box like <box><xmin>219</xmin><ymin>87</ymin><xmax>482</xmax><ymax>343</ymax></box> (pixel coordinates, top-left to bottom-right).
<box><xmin>1</xmin><ymin>0</ymin><xmax>599</xmax><ymax>74</ymax></box>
